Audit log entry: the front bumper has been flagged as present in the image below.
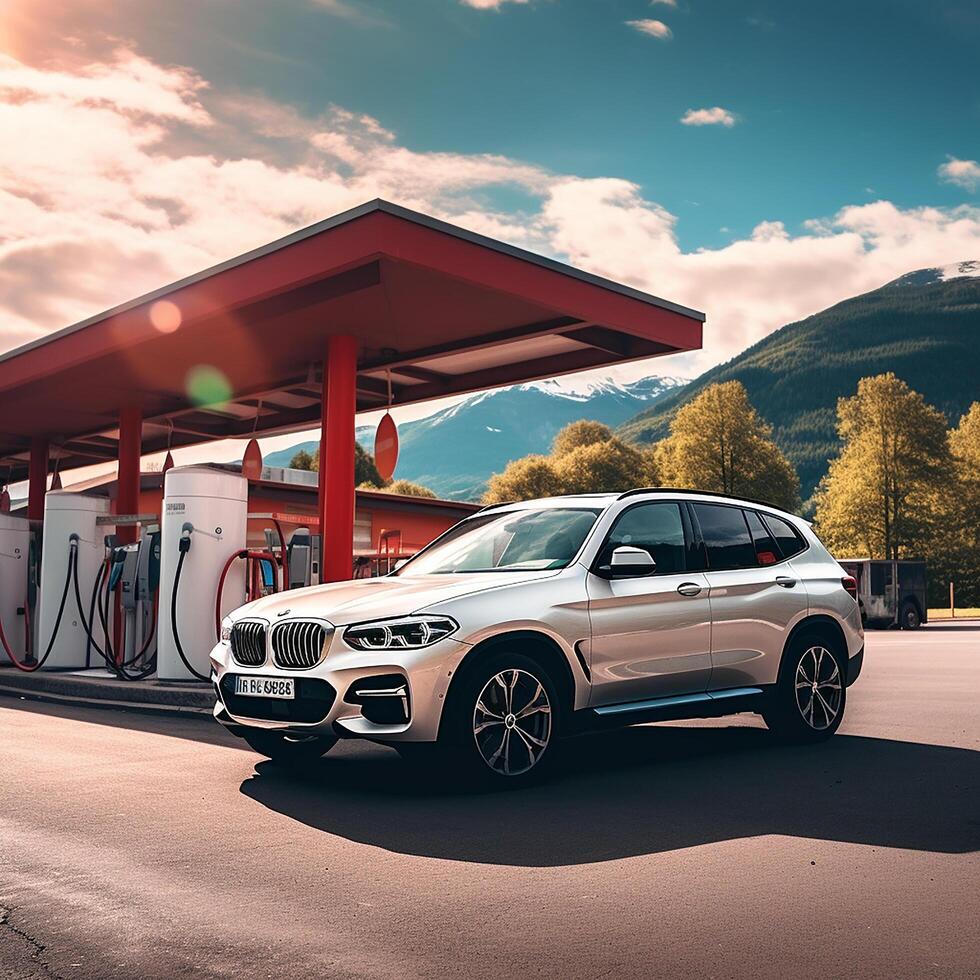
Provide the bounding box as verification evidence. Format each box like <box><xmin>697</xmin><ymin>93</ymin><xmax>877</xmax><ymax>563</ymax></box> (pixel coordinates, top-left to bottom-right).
<box><xmin>210</xmin><ymin>632</ymin><xmax>470</xmax><ymax>743</ymax></box>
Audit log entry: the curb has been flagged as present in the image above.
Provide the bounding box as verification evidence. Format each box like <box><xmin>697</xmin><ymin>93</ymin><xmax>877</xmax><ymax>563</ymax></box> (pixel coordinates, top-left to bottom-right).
<box><xmin>0</xmin><ymin>683</ymin><xmax>215</xmax><ymax>720</ymax></box>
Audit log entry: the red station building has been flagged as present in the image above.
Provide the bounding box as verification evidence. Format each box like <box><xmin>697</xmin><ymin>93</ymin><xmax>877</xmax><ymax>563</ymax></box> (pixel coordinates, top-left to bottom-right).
<box><xmin>0</xmin><ymin>200</ymin><xmax>704</xmax><ymax>578</ymax></box>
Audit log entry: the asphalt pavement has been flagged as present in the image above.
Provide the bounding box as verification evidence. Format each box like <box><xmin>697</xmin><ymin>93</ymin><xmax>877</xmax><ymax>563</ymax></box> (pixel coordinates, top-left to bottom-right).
<box><xmin>1</xmin><ymin>624</ymin><xmax>978</xmax><ymax>979</ymax></box>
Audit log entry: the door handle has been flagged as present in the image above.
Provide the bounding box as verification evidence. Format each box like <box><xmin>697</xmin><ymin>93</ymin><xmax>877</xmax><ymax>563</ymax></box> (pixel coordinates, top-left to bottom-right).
<box><xmin>677</xmin><ymin>582</ymin><xmax>703</xmax><ymax>597</ymax></box>
<box><xmin>775</xmin><ymin>576</ymin><xmax>797</xmax><ymax>588</ymax></box>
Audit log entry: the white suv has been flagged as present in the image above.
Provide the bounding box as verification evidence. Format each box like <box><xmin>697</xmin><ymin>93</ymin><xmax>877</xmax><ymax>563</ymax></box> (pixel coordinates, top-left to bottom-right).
<box><xmin>211</xmin><ymin>490</ymin><xmax>864</xmax><ymax>784</ymax></box>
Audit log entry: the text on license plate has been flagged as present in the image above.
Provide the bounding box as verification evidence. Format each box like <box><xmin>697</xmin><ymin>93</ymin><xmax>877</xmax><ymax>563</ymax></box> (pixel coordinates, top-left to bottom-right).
<box><xmin>234</xmin><ymin>676</ymin><xmax>295</xmax><ymax>699</ymax></box>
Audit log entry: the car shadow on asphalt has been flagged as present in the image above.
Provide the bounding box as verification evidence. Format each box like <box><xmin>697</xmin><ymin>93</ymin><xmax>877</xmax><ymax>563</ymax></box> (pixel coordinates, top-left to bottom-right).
<box><xmin>239</xmin><ymin>723</ymin><xmax>980</xmax><ymax>866</ymax></box>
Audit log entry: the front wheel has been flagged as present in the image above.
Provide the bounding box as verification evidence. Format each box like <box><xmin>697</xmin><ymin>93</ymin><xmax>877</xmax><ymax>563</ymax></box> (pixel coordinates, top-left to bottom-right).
<box><xmin>241</xmin><ymin>729</ymin><xmax>337</xmax><ymax>768</ymax></box>
<box><xmin>900</xmin><ymin>602</ymin><xmax>921</xmax><ymax>630</ymax></box>
<box><xmin>442</xmin><ymin>652</ymin><xmax>560</xmax><ymax>787</ymax></box>
<box><xmin>763</xmin><ymin>634</ymin><xmax>846</xmax><ymax>742</ymax></box>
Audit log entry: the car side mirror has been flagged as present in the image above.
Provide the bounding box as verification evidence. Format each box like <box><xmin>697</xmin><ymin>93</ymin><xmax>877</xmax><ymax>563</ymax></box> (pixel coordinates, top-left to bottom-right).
<box><xmin>601</xmin><ymin>546</ymin><xmax>657</xmax><ymax>579</ymax></box>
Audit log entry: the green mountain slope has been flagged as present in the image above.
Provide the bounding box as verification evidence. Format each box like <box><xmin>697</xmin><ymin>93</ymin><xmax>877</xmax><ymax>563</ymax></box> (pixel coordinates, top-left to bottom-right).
<box><xmin>618</xmin><ymin>262</ymin><xmax>980</xmax><ymax>501</ymax></box>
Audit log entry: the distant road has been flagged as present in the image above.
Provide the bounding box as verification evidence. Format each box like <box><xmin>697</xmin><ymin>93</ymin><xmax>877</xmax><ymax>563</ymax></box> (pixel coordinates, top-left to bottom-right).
<box><xmin>2</xmin><ymin>624</ymin><xmax>978</xmax><ymax>979</ymax></box>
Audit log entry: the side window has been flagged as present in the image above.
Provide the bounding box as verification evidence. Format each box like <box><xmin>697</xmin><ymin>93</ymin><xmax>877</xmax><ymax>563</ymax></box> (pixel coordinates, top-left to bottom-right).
<box><xmin>603</xmin><ymin>503</ymin><xmax>687</xmax><ymax>574</ymax></box>
<box><xmin>744</xmin><ymin>509</ymin><xmax>780</xmax><ymax>565</ymax></box>
<box><xmin>762</xmin><ymin>513</ymin><xmax>807</xmax><ymax>559</ymax></box>
<box><xmin>692</xmin><ymin>503</ymin><xmax>757</xmax><ymax>571</ymax></box>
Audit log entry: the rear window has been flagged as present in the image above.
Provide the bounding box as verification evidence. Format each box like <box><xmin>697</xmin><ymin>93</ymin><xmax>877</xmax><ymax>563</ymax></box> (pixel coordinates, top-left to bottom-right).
<box><xmin>692</xmin><ymin>503</ymin><xmax>757</xmax><ymax>571</ymax></box>
<box><xmin>762</xmin><ymin>513</ymin><xmax>807</xmax><ymax>559</ymax></box>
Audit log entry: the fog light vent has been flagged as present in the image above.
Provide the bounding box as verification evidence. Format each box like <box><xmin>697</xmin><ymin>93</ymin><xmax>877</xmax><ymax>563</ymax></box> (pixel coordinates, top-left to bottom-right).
<box><xmin>345</xmin><ymin>674</ymin><xmax>410</xmax><ymax>725</ymax></box>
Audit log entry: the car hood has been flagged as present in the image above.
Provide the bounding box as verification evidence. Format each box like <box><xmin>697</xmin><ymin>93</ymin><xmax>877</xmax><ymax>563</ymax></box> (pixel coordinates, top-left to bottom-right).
<box><xmin>230</xmin><ymin>570</ymin><xmax>561</xmax><ymax>626</ymax></box>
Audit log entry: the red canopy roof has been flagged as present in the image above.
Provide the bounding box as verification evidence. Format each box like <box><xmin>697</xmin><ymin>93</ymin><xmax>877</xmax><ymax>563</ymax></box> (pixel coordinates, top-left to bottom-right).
<box><xmin>0</xmin><ymin>200</ymin><xmax>703</xmax><ymax>480</ymax></box>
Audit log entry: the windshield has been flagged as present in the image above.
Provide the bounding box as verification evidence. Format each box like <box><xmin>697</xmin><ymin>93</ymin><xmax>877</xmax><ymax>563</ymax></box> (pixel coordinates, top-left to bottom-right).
<box><xmin>396</xmin><ymin>508</ymin><xmax>601</xmax><ymax>575</ymax></box>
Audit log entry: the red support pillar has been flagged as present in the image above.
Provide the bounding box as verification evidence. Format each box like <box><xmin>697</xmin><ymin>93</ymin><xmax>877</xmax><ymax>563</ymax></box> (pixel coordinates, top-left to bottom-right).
<box><xmin>116</xmin><ymin>405</ymin><xmax>142</xmax><ymax>544</ymax></box>
<box><xmin>28</xmin><ymin>438</ymin><xmax>49</xmax><ymax>521</ymax></box>
<box><xmin>319</xmin><ymin>335</ymin><xmax>357</xmax><ymax>583</ymax></box>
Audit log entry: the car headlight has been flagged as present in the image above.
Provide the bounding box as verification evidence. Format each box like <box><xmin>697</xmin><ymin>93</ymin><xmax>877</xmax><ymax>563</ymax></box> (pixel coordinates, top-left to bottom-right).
<box><xmin>344</xmin><ymin>615</ymin><xmax>458</xmax><ymax>651</ymax></box>
<box><xmin>220</xmin><ymin>618</ymin><xmax>233</xmax><ymax>643</ymax></box>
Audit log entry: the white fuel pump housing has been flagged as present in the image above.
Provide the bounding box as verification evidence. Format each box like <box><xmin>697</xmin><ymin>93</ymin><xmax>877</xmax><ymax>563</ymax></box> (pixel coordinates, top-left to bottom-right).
<box><xmin>0</xmin><ymin>513</ymin><xmax>31</xmax><ymax>664</ymax></box>
<box><xmin>157</xmin><ymin>466</ymin><xmax>248</xmax><ymax>681</ymax></box>
<box><xmin>37</xmin><ymin>492</ymin><xmax>113</xmax><ymax>669</ymax></box>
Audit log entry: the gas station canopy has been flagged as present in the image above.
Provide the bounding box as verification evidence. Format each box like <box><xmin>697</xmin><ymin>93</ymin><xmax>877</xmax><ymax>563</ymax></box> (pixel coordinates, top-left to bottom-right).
<box><xmin>0</xmin><ymin>199</ymin><xmax>704</xmax><ymax>480</ymax></box>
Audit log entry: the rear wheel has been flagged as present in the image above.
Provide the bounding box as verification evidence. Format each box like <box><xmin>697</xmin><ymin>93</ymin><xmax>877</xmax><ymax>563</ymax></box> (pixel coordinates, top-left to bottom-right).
<box><xmin>241</xmin><ymin>729</ymin><xmax>337</xmax><ymax>768</ymax></box>
<box><xmin>764</xmin><ymin>633</ymin><xmax>846</xmax><ymax>742</ymax></box>
<box><xmin>441</xmin><ymin>652</ymin><xmax>560</xmax><ymax>787</ymax></box>
<box><xmin>900</xmin><ymin>601</ymin><xmax>921</xmax><ymax>630</ymax></box>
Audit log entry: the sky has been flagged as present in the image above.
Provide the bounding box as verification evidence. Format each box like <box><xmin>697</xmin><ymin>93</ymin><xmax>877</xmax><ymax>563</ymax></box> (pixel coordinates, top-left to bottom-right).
<box><xmin>1</xmin><ymin>0</ymin><xmax>979</xmax><ymax>483</ymax></box>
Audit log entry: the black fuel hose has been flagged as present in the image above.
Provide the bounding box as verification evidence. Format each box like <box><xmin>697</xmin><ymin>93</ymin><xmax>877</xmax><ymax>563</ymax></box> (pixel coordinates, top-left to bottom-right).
<box><xmin>170</xmin><ymin>541</ymin><xmax>210</xmax><ymax>682</ymax></box>
<box><xmin>72</xmin><ymin>553</ymin><xmax>156</xmax><ymax>681</ymax></box>
<box><xmin>0</xmin><ymin>544</ymin><xmax>76</xmax><ymax>672</ymax></box>
<box><xmin>84</xmin><ymin>559</ymin><xmax>106</xmax><ymax>669</ymax></box>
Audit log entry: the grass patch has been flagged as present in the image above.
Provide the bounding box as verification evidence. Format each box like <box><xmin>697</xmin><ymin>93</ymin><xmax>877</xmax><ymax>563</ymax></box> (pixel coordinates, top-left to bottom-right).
<box><xmin>928</xmin><ymin>608</ymin><xmax>980</xmax><ymax>620</ymax></box>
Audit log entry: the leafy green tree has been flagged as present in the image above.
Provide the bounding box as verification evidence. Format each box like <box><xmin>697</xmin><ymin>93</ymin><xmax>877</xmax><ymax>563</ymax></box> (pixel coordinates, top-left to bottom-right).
<box><xmin>289</xmin><ymin>443</ymin><xmax>382</xmax><ymax>487</ymax></box>
<box><xmin>483</xmin><ymin>455</ymin><xmax>563</xmax><ymax>504</ymax></box>
<box><xmin>814</xmin><ymin>374</ymin><xmax>950</xmax><ymax>560</ymax></box>
<box><xmin>380</xmin><ymin>479</ymin><xmax>437</xmax><ymax>498</ymax></box>
<box><xmin>552</xmin><ymin>420</ymin><xmax>614</xmax><ymax>457</ymax></box>
<box><xmin>554</xmin><ymin>439</ymin><xmax>650</xmax><ymax>494</ymax></box>
<box><xmin>654</xmin><ymin>381</ymin><xmax>800</xmax><ymax>511</ymax></box>
<box><xmin>289</xmin><ymin>448</ymin><xmax>315</xmax><ymax>471</ymax></box>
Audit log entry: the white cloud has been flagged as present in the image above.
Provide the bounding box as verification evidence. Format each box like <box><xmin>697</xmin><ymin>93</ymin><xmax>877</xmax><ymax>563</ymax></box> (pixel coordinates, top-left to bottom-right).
<box><xmin>939</xmin><ymin>156</ymin><xmax>980</xmax><ymax>192</ymax></box>
<box><xmin>2</xmin><ymin>44</ymin><xmax>979</xmax><ymax>397</ymax></box>
<box><xmin>681</xmin><ymin>106</ymin><xmax>737</xmax><ymax>127</ymax></box>
<box><xmin>650</xmin><ymin>0</ymin><xmax>678</xmax><ymax>6</ymax></box>
<box><xmin>626</xmin><ymin>19</ymin><xmax>673</xmax><ymax>39</ymax></box>
<box><xmin>459</xmin><ymin>0</ymin><xmax>530</xmax><ymax>9</ymax></box>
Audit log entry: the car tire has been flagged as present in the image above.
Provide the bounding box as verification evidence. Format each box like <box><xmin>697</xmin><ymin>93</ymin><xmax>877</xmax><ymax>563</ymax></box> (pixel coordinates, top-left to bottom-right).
<box><xmin>240</xmin><ymin>730</ymin><xmax>337</xmax><ymax>768</ymax></box>
<box><xmin>441</xmin><ymin>651</ymin><xmax>561</xmax><ymax>788</ymax></box>
<box><xmin>763</xmin><ymin>631</ymin><xmax>847</xmax><ymax>742</ymax></box>
<box><xmin>900</xmin><ymin>601</ymin><xmax>921</xmax><ymax>630</ymax></box>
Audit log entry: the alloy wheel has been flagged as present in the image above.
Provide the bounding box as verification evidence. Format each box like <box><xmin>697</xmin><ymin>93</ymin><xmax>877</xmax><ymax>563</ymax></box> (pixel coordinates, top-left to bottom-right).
<box><xmin>794</xmin><ymin>645</ymin><xmax>843</xmax><ymax>731</ymax></box>
<box><xmin>472</xmin><ymin>668</ymin><xmax>552</xmax><ymax>776</ymax></box>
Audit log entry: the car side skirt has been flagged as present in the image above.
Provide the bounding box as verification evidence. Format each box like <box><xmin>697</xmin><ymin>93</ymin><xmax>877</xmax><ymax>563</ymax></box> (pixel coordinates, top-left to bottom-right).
<box><xmin>576</xmin><ymin>686</ymin><xmax>767</xmax><ymax>732</ymax></box>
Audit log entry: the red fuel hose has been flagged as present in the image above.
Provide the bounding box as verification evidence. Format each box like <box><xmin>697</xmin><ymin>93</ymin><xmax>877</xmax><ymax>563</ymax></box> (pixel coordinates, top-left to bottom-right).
<box><xmin>213</xmin><ymin>550</ymin><xmax>279</xmax><ymax>641</ymax></box>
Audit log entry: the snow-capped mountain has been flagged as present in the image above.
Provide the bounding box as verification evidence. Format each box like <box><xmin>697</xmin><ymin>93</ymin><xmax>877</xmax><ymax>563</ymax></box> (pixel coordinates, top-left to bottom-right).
<box><xmin>886</xmin><ymin>259</ymin><xmax>980</xmax><ymax>288</ymax></box>
<box><xmin>265</xmin><ymin>375</ymin><xmax>686</xmax><ymax>500</ymax></box>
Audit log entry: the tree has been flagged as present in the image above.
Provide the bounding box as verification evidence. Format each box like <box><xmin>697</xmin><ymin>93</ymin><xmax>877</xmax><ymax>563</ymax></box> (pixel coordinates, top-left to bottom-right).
<box><xmin>289</xmin><ymin>443</ymin><xmax>383</xmax><ymax>487</ymax></box>
<box><xmin>654</xmin><ymin>381</ymin><xmax>800</xmax><ymax>511</ymax></box>
<box><xmin>380</xmin><ymin>479</ymin><xmax>437</xmax><ymax>498</ymax></box>
<box><xmin>289</xmin><ymin>448</ymin><xmax>315</xmax><ymax>471</ymax></box>
<box><xmin>925</xmin><ymin>402</ymin><xmax>980</xmax><ymax>605</ymax></box>
<box><xmin>553</xmin><ymin>438</ymin><xmax>650</xmax><ymax>494</ymax></box>
<box><xmin>813</xmin><ymin>374</ymin><xmax>950</xmax><ymax>561</ymax></box>
<box><xmin>483</xmin><ymin>455</ymin><xmax>563</xmax><ymax>504</ymax></box>
<box><xmin>552</xmin><ymin>420</ymin><xmax>614</xmax><ymax>457</ymax></box>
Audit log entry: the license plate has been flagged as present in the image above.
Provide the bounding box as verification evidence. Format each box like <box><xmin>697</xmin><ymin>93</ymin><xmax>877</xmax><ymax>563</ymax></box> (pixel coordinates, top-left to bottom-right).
<box><xmin>234</xmin><ymin>676</ymin><xmax>295</xmax><ymax>699</ymax></box>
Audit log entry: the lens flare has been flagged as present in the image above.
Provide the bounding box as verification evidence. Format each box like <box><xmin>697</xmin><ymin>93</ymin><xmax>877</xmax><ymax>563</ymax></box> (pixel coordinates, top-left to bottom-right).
<box><xmin>186</xmin><ymin>365</ymin><xmax>231</xmax><ymax>407</ymax></box>
<box><xmin>149</xmin><ymin>300</ymin><xmax>182</xmax><ymax>333</ymax></box>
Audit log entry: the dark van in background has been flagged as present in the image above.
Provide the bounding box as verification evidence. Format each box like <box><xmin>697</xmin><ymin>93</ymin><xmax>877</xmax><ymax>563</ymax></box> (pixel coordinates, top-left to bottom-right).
<box><xmin>838</xmin><ymin>559</ymin><xmax>927</xmax><ymax>630</ymax></box>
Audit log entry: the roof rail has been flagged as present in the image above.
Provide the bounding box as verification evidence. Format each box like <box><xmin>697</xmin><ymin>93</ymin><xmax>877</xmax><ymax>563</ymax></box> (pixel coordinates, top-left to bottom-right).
<box><xmin>617</xmin><ymin>486</ymin><xmax>795</xmax><ymax>514</ymax></box>
<box><xmin>476</xmin><ymin>500</ymin><xmax>514</xmax><ymax>513</ymax></box>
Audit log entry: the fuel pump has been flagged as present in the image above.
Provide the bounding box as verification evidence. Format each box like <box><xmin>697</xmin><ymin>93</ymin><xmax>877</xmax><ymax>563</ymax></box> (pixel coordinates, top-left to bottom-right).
<box><xmin>37</xmin><ymin>492</ymin><xmax>113</xmax><ymax>669</ymax></box>
<box><xmin>286</xmin><ymin>527</ymin><xmax>318</xmax><ymax>589</ymax></box>
<box><xmin>158</xmin><ymin>467</ymin><xmax>248</xmax><ymax>681</ymax></box>
<box><xmin>0</xmin><ymin>514</ymin><xmax>31</xmax><ymax>665</ymax></box>
<box><xmin>112</xmin><ymin>526</ymin><xmax>160</xmax><ymax>668</ymax></box>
